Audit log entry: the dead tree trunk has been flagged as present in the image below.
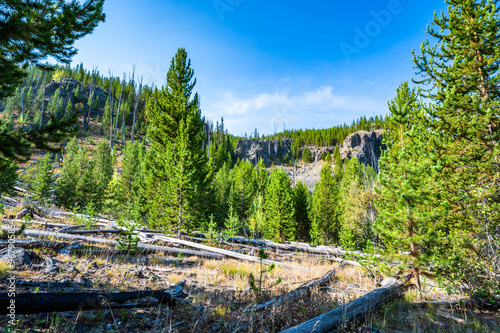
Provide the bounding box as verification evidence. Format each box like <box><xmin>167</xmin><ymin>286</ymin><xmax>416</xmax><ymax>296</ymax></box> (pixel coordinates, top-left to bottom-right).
<box><xmin>131</xmin><ymin>77</ymin><xmax>143</xmax><ymax>143</ymax></box>
<box><xmin>39</xmin><ymin>73</ymin><xmax>46</xmax><ymax>129</ymax></box>
<box><xmin>0</xmin><ymin>284</ymin><xmax>186</xmax><ymax>315</ymax></box>
<box><xmin>2</xmin><ymin>228</ymin><xmax>224</xmax><ymax>260</ymax></box>
<box><xmin>111</xmin><ymin>78</ymin><xmax>124</xmax><ymax>149</ymax></box>
<box><xmin>153</xmin><ymin>235</ymin><xmax>307</xmax><ymax>270</ymax></box>
<box><xmin>109</xmin><ymin>74</ymin><xmax>114</xmax><ymax>147</ymax></box>
<box><xmin>279</xmin><ymin>277</ymin><xmax>406</xmax><ymax>333</ymax></box>
<box><xmin>255</xmin><ymin>269</ymin><xmax>338</xmax><ymax>311</ymax></box>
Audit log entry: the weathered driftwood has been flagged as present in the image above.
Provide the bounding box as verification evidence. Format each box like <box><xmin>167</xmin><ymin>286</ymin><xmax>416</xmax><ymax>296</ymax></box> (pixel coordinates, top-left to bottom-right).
<box><xmin>198</xmin><ymin>233</ymin><xmax>373</xmax><ymax>259</ymax></box>
<box><xmin>255</xmin><ymin>269</ymin><xmax>338</xmax><ymax>311</ymax></box>
<box><xmin>1</xmin><ymin>227</ymin><xmax>224</xmax><ymax>260</ymax></box>
<box><xmin>57</xmin><ymin>225</ymin><xmax>84</xmax><ymax>233</ymax></box>
<box><xmin>0</xmin><ymin>240</ymin><xmax>70</xmax><ymax>251</ymax></box>
<box><xmin>65</xmin><ymin>229</ymin><xmax>123</xmax><ymax>235</ymax></box>
<box><xmin>8</xmin><ymin>219</ymin><xmax>109</xmax><ymax>229</ymax></box>
<box><xmin>154</xmin><ymin>235</ymin><xmax>308</xmax><ymax>271</ymax></box>
<box><xmin>0</xmin><ymin>282</ymin><xmax>186</xmax><ymax>314</ymax></box>
<box><xmin>180</xmin><ymin>234</ymin><xmax>258</xmax><ymax>251</ymax></box>
<box><xmin>279</xmin><ymin>277</ymin><xmax>406</xmax><ymax>333</ymax></box>
<box><xmin>1</xmin><ymin>196</ymin><xmax>20</xmax><ymax>205</ymax></box>
<box><xmin>48</xmin><ymin>211</ymin><xmax>114</xmax><ymax>224</ymax></box>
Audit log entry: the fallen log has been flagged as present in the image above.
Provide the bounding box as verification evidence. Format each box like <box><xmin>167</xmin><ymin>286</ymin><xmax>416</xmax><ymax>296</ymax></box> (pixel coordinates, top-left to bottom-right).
<box><xmin>0</xmin><ymin>240</ymin><xmax>70</xmax><ymax>251</ymax></box>
<box><xmin>279</xmin><ymin>277</ymin><xmax>407</xmax><ymax>333</ymax></box>
<box><xmin>0</xmin><ymin>282</ymin><xmax>186</xmax><ymax>314</ymax></box>
<box><xmin>154</xmin><ymin>235</ymin><xmax>307</xmax><ymax>271</ymax></box>
<box><xmin>1</xmin><ymin>196</ymin><xmax>20</xmax><ymax>205</ymax></box>
<box><xmin>0</xmin><ymin>227</ymin><xmax>224</xmax><ymax>260</ymax></box>
<box><xmin>201</xmin><ymin>234</ymin><xmax>374</xmax><ymax>258</ymax></box>
<box><xmin>255</xmin><ymin>269</ymin><xmax>338</xmax><ymax>311</ymax></box>
<box><xmin>1</xmin><ymin>200</ymin><xmax>15</xmax><ymax>207</ymax></box>
<box><xmin>65</xmin><ymin>229</ymin><xmax>123</xmax><ymax>235</ymax></box>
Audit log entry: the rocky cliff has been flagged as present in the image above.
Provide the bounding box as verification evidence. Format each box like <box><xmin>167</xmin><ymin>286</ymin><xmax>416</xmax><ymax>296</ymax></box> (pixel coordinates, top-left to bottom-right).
<box><xmin>340</xmin><ymin>130</ymin><xmax>385</xmax><ymax>172</ymax></box>
<box><xmin>236</xmin><ymin>130</ymin><xmax>386</xmax><ymax>171</ymax></box>
<box><xmin>234</xmin><ymin>139</ymin><xmax>292</xmax><ymax>166</ymax></box>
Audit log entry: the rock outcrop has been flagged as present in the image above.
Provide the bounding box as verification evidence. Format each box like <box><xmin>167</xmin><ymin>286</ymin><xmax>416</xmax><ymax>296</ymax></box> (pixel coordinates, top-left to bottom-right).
<box><xmin>300</xmin><ymin>146</ymin><xmax>336</xmax><ymax>163</ymax></box>
<box><xmin>235</xmin><ymin>139</ymin><xmax>292</xmax><ymax>166</ymax></box>
<box><xmin>340</xmin><ymin>130</ymin><xmax>385</xmax><ymax>172</ymax></box>
<box><xmin>236</xmin><ymin>130</ymin><xmax>386</xmax><ymax>171</ymax></box>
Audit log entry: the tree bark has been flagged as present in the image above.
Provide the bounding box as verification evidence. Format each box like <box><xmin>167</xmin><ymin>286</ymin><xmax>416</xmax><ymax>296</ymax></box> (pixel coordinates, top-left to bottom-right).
<box><xmin>279</xmin><ymin>277</ymin><xmax>406</xmax><ymax>333</ymax></box>
<box><xmin>1</xmin><ymin>227</ymin><xmax>224</xmax><ymax>260</ymax></box>
<box><xmin>153</xmin><ymin>235</ymin><xmax>307</xmax><ymax>270</ymax></box>
<box><xmin>206</xmin><ymin>234</ymin><xmax>373</xmax><ymax>259</ymax></box>
<box><xmin>131</xmin><ymin>77</ymin><xmax>142</xmax><ymax>143</ymax></box>
<box><xmin>111</xmin><ymin>80</ymin><xmax>124</xmax><ymax>149</ymax></box>
<box><xmin>0</xmin><ymin>284</ymin><xmax>186</xmax><ymax>315</ymax></box>
<box><xmin>255</xmin><ymin>269</ymin><xmax>338</xmax><ymax>311</ymax></box>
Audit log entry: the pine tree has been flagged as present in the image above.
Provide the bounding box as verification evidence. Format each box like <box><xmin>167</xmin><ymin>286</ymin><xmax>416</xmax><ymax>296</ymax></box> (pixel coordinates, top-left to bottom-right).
<box><xmin>0</xmin><ymin>1</ymin><xmax>105</xmax><ymax>99</ymax></box>
<box><xmin>25</xmin><ymin>87</ymin><xmax>34</xmax><ymax>118</ymax></box>
<box><xmin>31</xmin><ymin>154</ymin><xmax>54</xmax><ymax>204</ymax></box>
<box><xmin>120</xmin><ymin>141</ymin><xmax>144</xmax><ymax>201</ymax></box>
<box><xmin>310</xmin><ymin>156</ymin><xmax>340</xmax><ymax>244</ymax></box>
<box><xmin>230</xmin><ymin>159</ymin><xmax>255</xmax><ymax>221</ymax></box>
<box><xmin>212</xmin><ymin>161</ymin><xmax>233</xmax><ymax>224</ymax></box>
<box><xmin>264</xmin><ymin>168</ymin><xmax>296</xmax><ymax>242</ymax></box>
<box><xmin>302</xmin><ymin>147</ymin><xmax>311</xmax><ymax>163</ymax></box>
<box><xmin>248</xmin><ymin>195</ymin><xmax>266</xmax><ymax>238</ymax></box>
<box><xmin>339</xmin><ymin>158</ymin><xmax>376</xmax><ymax>250</ymax></box>
<box><xmin>102</xmin><ymin>98</ymin><xmax>111</xmax><ymax>135</ymax></box>
<box><xmin>63</xmin><ymin>99</ymin><xmax>74</xmax><ymax>120</ymax></box>
<box><xmin>0</xmin><ymin>160</ymin><xmax>17</xmax><ymax>195</ymax></box>
<box><xmin>56</xmin><ymin>137</ymin><xmax>94</xmax><ymax>208</ymax></box>
<box><xmin>0</xmin><ymin>1</ymin><xmax>104</xmax><ymax>174</ymax></box>
<box><xmin>293</xmin><ymin>181</ymin><xmax>312</xmax><ymax>241</ymax></box>
<box><xmin>144</xmin><ymin>48</ymin><xmax>210</xmax><ymax>235</ymax></box>
<box><xmin>412</xmin><ymin>0</ymin><xmax>500</xmax><ymax>297</ymax></box>
<box><xmin>252</xmin><ymin>158</ymin><xmax>269</xmax><ymax>196</ymax></box>
<box><xmin>333</xmin><ymin>145</ymin><xmax>343</xmax><ymax>182</ymax></box>
<box><xmin>224</xmin><ymin>204</ymin><xmax>240</xmax><ymax>237</ymax></box>
<box><xmin>91</xmin><ymin>140</ymin><xmax>114</xmax><ymax>209</ymax></box>
<box><xmin>375</xmin><ymin>83</ymin><xmax>440</xmax><ymax>287</ymax></box>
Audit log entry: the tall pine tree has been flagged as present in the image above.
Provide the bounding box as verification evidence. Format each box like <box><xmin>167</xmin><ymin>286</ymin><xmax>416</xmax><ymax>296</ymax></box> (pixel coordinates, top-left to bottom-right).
<box><xmin>375</xmin><ymin>83</ymin><xmax>442</xmax><ymax>288</ymax></box>
<box><xmin>412</xmin><ymin>0</ymin><xmax>500</xmax><ymax>298</ymax></box>
<box><xmin>143</xmin><ymin>48</ymin><xmax>210</xmax><ymax>235</ymax></box>
<box><xmin>264</xmin><ymin>168</ymin><xmax>296</xmax><ymax>242</ymax></box>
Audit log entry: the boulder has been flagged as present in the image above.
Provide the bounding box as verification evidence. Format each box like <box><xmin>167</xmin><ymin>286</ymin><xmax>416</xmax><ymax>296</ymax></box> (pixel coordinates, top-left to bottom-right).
<box><xmin>0</xmin><ymin>247</ymin><xmax>43</xmax><ymax>269</ymax></box>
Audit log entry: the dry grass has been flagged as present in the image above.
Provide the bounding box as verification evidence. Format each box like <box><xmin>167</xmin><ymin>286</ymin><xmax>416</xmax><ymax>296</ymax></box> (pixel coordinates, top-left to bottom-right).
<box><xmin>0</xmin><ymin>260</ymin><xmax>11</xmax><ymax>278</ymax></box>
<box><xmin>0</xmin><ymin>225</ymin><xmax>498</xmax><ymax>332</ymax></box>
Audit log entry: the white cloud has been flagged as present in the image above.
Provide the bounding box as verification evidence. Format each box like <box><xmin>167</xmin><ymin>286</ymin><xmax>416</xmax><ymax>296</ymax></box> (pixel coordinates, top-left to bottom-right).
<box><xmin>204</xmin><ymin>86</ymin><xmax>385</xmax><ymax>136</ymax></box>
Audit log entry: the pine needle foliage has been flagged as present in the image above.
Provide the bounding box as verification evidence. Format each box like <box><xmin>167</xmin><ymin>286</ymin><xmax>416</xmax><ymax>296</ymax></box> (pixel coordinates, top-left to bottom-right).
<box><xmin>412</xmin><ymin>0</ymin><xmax>500</xmax><ymax>300</ymax></box>
<box><xmin>144</xmin><ymin>48</ymin><xmax>210</xmax><ymax>235</ymax></box>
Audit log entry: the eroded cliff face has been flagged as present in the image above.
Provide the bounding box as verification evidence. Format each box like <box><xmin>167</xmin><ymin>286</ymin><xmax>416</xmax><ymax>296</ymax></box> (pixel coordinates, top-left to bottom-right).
<box><xmin>340</xmin><ymin>130</ymin><xmax>386</xmax><ymax>172</ymax></box>
<box><xmin>235</xmin><ymin>130</ymin><xmax>386</xmax><ymax>192</ymax></box>
<box><xmin>234</xmin><ymin>139</ymin><xmax>292</xmax><ymax>166</ymax></box>
<box><xmin>236</xmin><ymin>130</ymin><xmax>386</xmax><ymax>171</ymax></box>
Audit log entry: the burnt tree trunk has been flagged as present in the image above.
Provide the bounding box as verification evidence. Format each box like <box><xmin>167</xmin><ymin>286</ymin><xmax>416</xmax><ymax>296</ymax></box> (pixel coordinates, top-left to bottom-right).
<box><xmin>0</xmin><ymin>286</ymin><xmax>185</xmax><ymax>314</ymax></box>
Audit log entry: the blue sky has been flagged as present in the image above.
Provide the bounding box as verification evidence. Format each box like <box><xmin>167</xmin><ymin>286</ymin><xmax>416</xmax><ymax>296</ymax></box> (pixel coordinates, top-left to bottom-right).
<box><xmin>70</xmin><ymin>0</ymin><xmax>448</xmax><ymax>136</ymax></box>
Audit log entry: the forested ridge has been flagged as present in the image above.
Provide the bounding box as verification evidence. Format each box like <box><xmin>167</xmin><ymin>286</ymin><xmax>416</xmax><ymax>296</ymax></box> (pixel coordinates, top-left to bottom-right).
<box><xmin>0</xmin><ymin>0</ymin><xmax>499</xmax><ymax>332</ymax></box>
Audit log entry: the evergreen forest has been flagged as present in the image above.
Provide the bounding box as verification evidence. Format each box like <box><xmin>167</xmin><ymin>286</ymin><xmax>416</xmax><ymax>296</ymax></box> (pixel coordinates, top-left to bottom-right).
<box><xmin>0</xmin><ymin>0</ymin><xmax>499</xmax><ymax>332</ymax></box>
